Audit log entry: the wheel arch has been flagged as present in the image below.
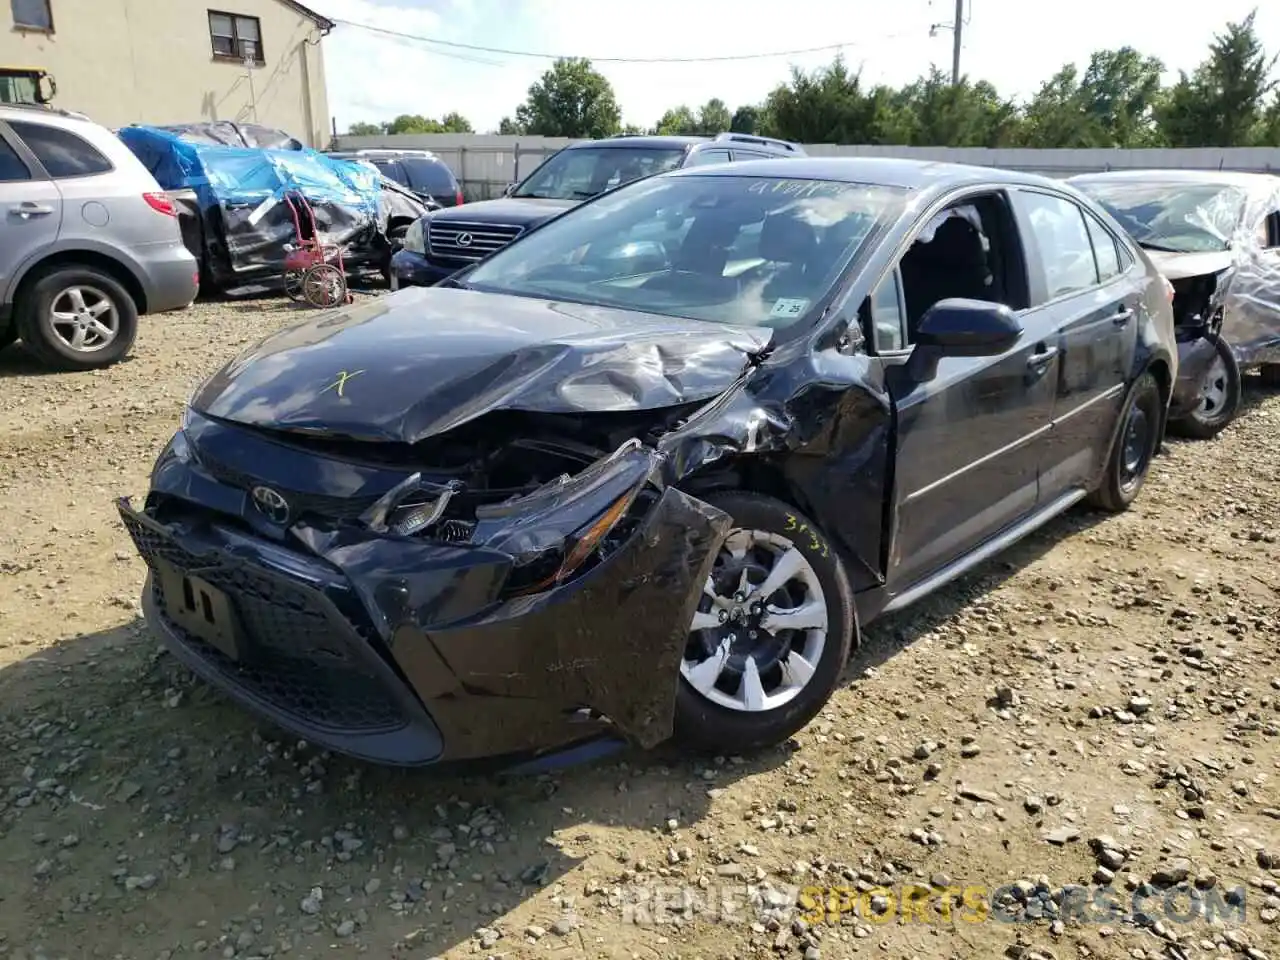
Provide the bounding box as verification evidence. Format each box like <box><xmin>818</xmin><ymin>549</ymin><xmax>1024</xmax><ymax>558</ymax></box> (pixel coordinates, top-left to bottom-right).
<box><xmin>10</xmin><ymin>250</ymin><xmax>148</xmax><ymax>316</ymax></box>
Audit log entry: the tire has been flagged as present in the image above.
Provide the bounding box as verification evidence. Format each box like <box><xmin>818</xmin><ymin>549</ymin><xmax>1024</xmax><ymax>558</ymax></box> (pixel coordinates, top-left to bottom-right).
<box><xmin>0</xmin><ymin>322</ymin><xmax>16</xmax><ymax>351</ymax></box>
<box><xmin>1167</xmin><ymin>335</ymin><xmax>1241</xmax><ymax>440</ymax></box>
<box><xmin>1260</xmin><ymin>363</ymin><xmax>1280</xmax><ymax>388</ymax></box>
<box><xmin>673</xmin><ymin>491</ymin><xmax>855</xmax><ymax>754</ymax></box>
<box><xmin>1087</xmin><ymin>371</ymin><xmax>1162</xmax><ymax>513</ymax></box>
<box><xmin>14</xmin><ymin>265</ymin><xmax>138</xmax><ymax>371</ymax></box>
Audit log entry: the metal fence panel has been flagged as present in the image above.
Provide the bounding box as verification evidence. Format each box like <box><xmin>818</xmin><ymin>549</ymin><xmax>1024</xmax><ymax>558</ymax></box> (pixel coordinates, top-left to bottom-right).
<box><xmin>332</xmin><ymin>134</ymin><xmax>1280</xmax><ymax>198</ymax></box>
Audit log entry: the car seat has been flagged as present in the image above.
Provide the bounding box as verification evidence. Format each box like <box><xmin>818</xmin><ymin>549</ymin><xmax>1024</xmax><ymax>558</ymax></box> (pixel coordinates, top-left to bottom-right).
<box><xmin>899</xmin><ymin>214</ymin><xmax>992</xmax><ymax>338</ymax></box>
<box><xmin>758</xmin><ymin>211</ymin><xmax>819</xmax><ymax>299</ymax></box>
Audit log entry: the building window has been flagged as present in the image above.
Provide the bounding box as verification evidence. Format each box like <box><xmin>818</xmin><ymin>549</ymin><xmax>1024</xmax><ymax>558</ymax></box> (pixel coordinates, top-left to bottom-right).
<box><xmin>208</xmin><ymin>10</ymin><xmax>263</xmax><ymax>63</ymax></box>
<box><xmin>11</xmin><ymin>0</ymin><xmax>54</xmax><ymax>31</ymax></box>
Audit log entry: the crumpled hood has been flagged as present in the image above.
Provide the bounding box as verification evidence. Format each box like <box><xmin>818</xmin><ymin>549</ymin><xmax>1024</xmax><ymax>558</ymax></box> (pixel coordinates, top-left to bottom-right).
<box><xmin>1145</xmin><ymin>248</ymin><xmax>1236</xmax><ymax>281</ymax></box>
<box><xmin>191</xmin><ymin>286</ymin><xmax>772</xmax><ymax>443</ymax></box>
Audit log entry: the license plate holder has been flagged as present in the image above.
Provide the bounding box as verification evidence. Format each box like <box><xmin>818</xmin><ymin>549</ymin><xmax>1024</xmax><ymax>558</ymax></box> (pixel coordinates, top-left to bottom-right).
<box><xmin>156</xmin><ymin>562</ymin><xmax>242</xmax><ymax>661</ymax></box>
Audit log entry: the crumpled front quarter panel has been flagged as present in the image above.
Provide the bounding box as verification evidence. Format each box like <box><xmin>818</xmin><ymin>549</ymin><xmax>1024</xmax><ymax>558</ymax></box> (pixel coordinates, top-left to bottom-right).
<box><xmin>413</xmin><ymin>487</ymin><xmax>729</xmax><ymax>751</ymax></box>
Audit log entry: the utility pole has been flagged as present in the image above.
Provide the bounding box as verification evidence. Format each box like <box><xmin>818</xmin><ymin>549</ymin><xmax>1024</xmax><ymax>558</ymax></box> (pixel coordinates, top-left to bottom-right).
<box><xmin>950</xmin><ymin>0</ymin><xmax>964</xmax><ymax>85</ymax></box>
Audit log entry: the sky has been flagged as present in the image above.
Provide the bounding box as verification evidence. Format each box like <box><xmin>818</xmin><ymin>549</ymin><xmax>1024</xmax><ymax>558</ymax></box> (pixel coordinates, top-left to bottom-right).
<box><xmin>313</xmin><ymin>0</ymin><xmax>1280</xmax><ymax>135</ymax></box>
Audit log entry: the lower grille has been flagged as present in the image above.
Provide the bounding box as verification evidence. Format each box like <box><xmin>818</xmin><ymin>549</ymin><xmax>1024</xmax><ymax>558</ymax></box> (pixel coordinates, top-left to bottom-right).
<box><xmin>427</xmin><ymin>221</ymin><xmax>522</xmax><ymax>262</ymax></box>
<box><xmin>121</xmin><ymin>512</ymin><xmax>405</xmax><ymax>735</ymax></box>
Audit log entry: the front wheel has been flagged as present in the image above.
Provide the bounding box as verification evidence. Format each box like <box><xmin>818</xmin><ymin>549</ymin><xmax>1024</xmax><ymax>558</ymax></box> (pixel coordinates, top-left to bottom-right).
<box><xmin>1088</xmin><ymin>371</ymin><xmax>1162</xmax><ymax>513</ymax></box>
<box><xmin>674</xmin><ymin>491</ymin><xmax>855</xmax><ymax>754</ymax></box>
<box><xmin>1168</xmin><ymin>336</ymin><xmax>1240</xmax><ymax>440</ymax></box>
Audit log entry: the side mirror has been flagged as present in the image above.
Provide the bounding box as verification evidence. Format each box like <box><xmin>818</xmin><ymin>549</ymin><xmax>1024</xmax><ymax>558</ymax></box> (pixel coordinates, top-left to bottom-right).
<box><xmin>503</xmin><ymin>182</ymin><xmax>517</xmax><ymax>197</ymax></box>
<box><xmin>907</xmin><ymin>299</ymin><xmax>1021</xmax><ymax>381</ymax></box>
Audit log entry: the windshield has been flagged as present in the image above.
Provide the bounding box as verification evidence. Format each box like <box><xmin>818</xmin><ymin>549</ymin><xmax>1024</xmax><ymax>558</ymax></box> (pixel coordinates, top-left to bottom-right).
<box><xmin>1076</xmin><ymin>180</ymin><xmax>1246</xmax><ymax>253</ymax></box>
<box><xmin>512</xmin><ymin>146</ymin><xmax>686</xmax><ymax>200</ymax></box>
<box><xmin>464</xmin><ymin>174</ymin><xmax>906</xmax><ymax>331</ymax></box>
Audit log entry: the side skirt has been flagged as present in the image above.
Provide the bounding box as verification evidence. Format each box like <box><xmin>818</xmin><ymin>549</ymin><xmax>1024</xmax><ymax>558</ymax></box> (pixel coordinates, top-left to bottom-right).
<box><xmin>854</xmin><ymin>487</ymin><xmax>1089</xmax><ymax>625</ymax></box>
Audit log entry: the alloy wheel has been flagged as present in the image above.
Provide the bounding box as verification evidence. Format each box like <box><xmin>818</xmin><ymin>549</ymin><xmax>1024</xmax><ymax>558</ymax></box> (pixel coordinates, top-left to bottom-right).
<box><xmin>680</xmin><ymin>528</ymin><xmax>828</xmax><ymax>713</ymax></box>
<box><xmin>1196</xmin><ymin>354</ymin><xmax>1229</xmax><ymax>419</ymax></box>
<box><xmin>49</xmin><ymin>285</ymin><xmax>118</xmax><ymax>353</ymax></box>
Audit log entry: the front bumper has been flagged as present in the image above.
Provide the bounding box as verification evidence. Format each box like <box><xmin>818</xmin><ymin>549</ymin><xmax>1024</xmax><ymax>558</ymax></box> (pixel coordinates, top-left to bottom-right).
<box><xmin>389</xmin><ymin>249</ymin><xmax>462</xmax><ymax>288</ymax></box>
<box><xmin>117</xmin><ymin>458</ymin><xmax>728</xmax><ymax>768</ymax></box>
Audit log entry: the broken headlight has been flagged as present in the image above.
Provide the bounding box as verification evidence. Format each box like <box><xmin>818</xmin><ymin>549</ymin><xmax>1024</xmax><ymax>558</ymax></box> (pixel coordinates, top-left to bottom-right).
<box><xmin>472</xmin><ymin>439</ymin><xmax>659</xmax><ymax>596</ymax></box>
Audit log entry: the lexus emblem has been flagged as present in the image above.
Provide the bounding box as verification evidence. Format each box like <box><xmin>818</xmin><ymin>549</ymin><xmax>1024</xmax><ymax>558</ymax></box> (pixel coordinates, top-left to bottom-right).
<box><xmin>455</xmin><ymin>232</ymin><xmax>473</xmax><ymax>247</ymax></box>
<box><xmin>251</xmin><ymin>485</ymin><xmax>290</xmax><ymax>524</ymax></box>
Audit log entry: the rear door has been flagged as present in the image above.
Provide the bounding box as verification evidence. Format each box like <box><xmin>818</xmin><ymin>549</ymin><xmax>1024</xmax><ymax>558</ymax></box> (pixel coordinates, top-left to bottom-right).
<box><xmin>1012</xmin><ymin>188</ymin><xmax>1138</xmax><ymax>496</ymax></box>
<box><xmin>0</xmin><ymin>123</ymin><xmax>62</xmax><ymax>303</ymax></box>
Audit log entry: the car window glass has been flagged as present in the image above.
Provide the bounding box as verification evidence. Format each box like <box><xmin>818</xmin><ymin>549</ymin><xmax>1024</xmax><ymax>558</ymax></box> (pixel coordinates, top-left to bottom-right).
<box><xmin>513</xmin><ymin>147</ymin><xmax>686</xmax><ymax>200</ymax></box>
<box><xmin>399</xmin><ymin>158</ymin><xmax>456</xmax><ymax>194</ymax></box>
<box><xmin>0</xmin><ymin>135</ymin><xmax>31</xmax><ymax>182</ymax></box>
<box><xmin>371</xmin><ymin>159</ymin><xmax>409</xmax><ymax>187</ymax></box>
<box><xmin>465</xmin><ymin>175</ymin><xmax>906</xmax><ymax>331</ymax></box>
<box><xmin>8</xmin><ymin>121</ymin><xmax>112</xmax><ymax>178</ymax></box>
<box><xmin>868</xmin><ymin>269</ymin><xmax>905</xmax><ymax>352</ymax></box>
<box><xmin>687</xmin><ymin>149</ymin><xmax>732</xmax><ymax>167</ymax></box>
<box><xmin>1021</xmin><ymin>191</ymin><xmax>1099</xmax><ymax>301</ymax></box>
<box><xmin>1084</xmin><ymin>212</ymin><xmax>1121</xmax><ymax>281</ymax></box>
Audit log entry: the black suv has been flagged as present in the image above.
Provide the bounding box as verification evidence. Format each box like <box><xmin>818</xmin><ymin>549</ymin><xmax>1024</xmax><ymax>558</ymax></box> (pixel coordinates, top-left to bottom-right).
<box><xmin>390</xmin><ymin>133</ymin><xmax>804</xmax><ymax>288</ymax></box>
<box><xmin>329</xmin><ymin>149</ymin><xmax>464</xmax><ymax>208</ymax></box>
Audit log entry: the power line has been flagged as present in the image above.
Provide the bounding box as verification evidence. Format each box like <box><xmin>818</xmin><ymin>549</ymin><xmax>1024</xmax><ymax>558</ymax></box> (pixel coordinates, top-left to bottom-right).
<box><xmin>330</xmin><ymin>18</ymin><xmax>915</xmax><ymax>64</ymax></box>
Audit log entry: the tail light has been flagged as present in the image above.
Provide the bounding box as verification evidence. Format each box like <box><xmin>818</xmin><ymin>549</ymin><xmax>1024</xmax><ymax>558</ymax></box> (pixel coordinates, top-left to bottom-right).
<box><xmin>455</xmin><ymin>189</ymin><xmax>464</xmax><ymax>206</ymax></box>
<box><xmin>143</xmin><ymin>192</ymin><xmax>177</xmax><ymax>217</ymax></box>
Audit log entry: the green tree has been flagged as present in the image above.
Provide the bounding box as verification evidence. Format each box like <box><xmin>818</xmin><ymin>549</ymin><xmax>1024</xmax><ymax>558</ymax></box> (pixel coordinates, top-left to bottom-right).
<box><xmin>1158</xmin><ymin>10</ymin><xmax>1277</xmax><ymax>147</ymax></box>
<box><xmin>1019</xmin><ymin>48</ymin><xmax>1165</xmax><ymax>148</ymax></box>
<box><xmin>439</xmin><ymin>112</ymin><xmax>473</xmax><ymax>133</ymax></box>
<box><xmin>653</xmin><ymin>105</ymin><xmax>698</xmax><ymax>135</ymax></box>
<box><xmin>761</xmin><ymin>56</ymin><xmax>899</xmax><ymax>144</ymax></box>
<box><xmin>730</xmin><ymin>105</ymin><xmax>760</xmax><ymax>134</ymax></box>
<box><xmin>1018</xmin><ymin>65</ymin><xmax>1097</xmax><ymax>147</ymax></box>
<box><xmin>346</xmin><ymin>121</ymin><xmax>382</xmax><ymax>137</ymax></box>
<box><xmin>696</xmin><ymin>98</ymin><xmax>732</xmax><ymax>134</ymax></box>
<box><xmin>893</xmin><ymin>68</ymin><xmax>1021</xmax><ymax>146</ymax></box>
<box><xmin>514</xmin><ymin>57</ymin><xmax>621</xmax><ymax>138</ymax></box>
<box><xmin>497</xmin><ymin>116</ymin><xmax>524</xmax><ymax>135</ymax></box>
<box><xmin>384</xmin><ymin>113</ymin><xmax>442</xmax><ymax>135</ymax></box>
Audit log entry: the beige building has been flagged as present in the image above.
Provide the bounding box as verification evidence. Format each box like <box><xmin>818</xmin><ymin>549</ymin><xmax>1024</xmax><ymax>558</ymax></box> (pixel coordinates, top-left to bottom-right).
<box><xmin>1</xmin><ymin>0</ymin><xmax>332</xmax><ymax>146</ymax></box>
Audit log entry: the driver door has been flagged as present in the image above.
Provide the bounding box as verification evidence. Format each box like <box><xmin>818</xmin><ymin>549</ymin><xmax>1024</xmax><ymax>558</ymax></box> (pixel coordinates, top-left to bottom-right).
<box><xmin>874</xmin><ymin>191</ymin><xmax>1060</xmax><ymax>593</ymax></box>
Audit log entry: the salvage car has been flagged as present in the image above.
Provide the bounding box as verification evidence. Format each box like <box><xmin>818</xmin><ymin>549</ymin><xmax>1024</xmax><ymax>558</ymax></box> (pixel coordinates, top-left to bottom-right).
<box><xmin>1070</xmin><ymin>170</ymin><xmax>1280</xmax><ymax>438</ymax></box>
<box><xmin>118</xmin><ymin>158</ymin><xmax>1174</xmax><ymax>770</ymax></box>
<box><xmin>389</xmin><ymin>133</ymin><xmax>804</xmax><ymax>289</ymax></box>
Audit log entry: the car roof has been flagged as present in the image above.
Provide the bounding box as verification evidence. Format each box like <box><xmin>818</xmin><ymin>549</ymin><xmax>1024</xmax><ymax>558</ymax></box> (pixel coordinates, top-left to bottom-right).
<box><xmin>0</xmin><ymin>102</ymin><xmax>92</xmax><ymax>124</ymax></box>
<box><xmin>567</xmin><ymin>135</ymin><xmax>707</xmax><ymax>150</ymax></box>
<box><xmin>1068</xmin><ymin>169</ymin><xmax>1278</xmax><ymax>188</ymax></box>
<box><xmin>664</xmin><ymin>156</ymin><xmax>1067</xmax><ymax>191</ymax></box>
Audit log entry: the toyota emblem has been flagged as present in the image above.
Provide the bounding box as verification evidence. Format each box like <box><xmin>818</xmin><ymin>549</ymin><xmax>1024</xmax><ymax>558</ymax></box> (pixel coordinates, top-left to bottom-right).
<box><xmin>456</xmin><ymin>232</ymin><xmax>473</xmax><ymax>247</ymax></box>
<box><xmin>251</xmin><ymin>485</ymin><xmax>290</xmax><ymax>524</ymax></box>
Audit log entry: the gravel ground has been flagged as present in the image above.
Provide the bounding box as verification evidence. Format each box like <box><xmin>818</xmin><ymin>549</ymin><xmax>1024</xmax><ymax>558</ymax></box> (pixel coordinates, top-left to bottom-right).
<box><xmin>0</xmin><ymin>295</ymin><xmax>1278</xmax><ymax>960</ymax></box>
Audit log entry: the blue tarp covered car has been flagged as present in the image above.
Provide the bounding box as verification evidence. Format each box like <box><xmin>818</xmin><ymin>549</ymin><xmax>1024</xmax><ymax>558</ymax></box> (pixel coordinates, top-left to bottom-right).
<box><xmin>117</xmin><ymin>122</ymin><xmax>428</xmax><ymax>293</ymax></box>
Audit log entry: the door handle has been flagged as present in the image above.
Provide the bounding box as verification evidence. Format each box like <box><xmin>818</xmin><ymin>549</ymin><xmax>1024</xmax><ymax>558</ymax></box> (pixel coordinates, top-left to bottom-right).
<box><xmin>1027</xmin><ymin>345</ymin><xmax>1059</xmax><ymax>368</ymax></box>
<box><xmin>1107</xmin><ymin>307</ymin><xmax>1134</xmax><ymax>326</ymax></box>
<box><xmin>12</xmin><ymin>202</ymin><xmax>54</xmax><ymax>219</ymax></box>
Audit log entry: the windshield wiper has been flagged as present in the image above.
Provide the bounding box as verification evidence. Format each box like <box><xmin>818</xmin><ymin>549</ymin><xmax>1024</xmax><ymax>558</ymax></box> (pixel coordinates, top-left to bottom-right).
<box><xmin>1136</xmin><ymin>240</ymin><xmax>1185</xmax><ymax>253</ymax></box>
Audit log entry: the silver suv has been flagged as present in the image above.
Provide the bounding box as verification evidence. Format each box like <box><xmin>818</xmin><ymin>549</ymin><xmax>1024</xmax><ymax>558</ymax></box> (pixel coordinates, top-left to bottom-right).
<box><xmin>0</xmin><ymin>104</ymin><xmax>198</xmax><ymax>370</ymax></box>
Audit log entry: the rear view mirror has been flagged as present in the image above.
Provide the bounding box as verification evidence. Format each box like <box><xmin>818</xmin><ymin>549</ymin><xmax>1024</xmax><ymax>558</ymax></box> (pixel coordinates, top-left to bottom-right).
<box><xmin>907</xmin><ymin>299</ymin><xmax>1021</xmax><ymax>380</ymax></box>
<box><xmin>503</xmin><ymin>182</ymin><xmax>516</xmax><ymax>197</ymax></box>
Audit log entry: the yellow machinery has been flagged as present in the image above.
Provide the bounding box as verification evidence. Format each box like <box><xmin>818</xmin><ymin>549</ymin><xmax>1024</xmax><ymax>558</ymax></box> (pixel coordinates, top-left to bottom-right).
<box><xmin>0</xmin><ymin>67</ymin><xmax>56</xmax><ymax>105</ymax></box>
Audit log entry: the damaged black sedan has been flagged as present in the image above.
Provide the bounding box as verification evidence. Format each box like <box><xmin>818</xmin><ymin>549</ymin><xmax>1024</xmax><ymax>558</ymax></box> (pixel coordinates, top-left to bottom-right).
<box><xmin>118</xmin><ymin>158</ymin><xmax>1174</xmax><ymax>770</ymax></box>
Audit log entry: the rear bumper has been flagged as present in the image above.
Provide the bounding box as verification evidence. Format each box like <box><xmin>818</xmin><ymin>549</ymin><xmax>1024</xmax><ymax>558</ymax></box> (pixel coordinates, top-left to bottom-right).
<box><xmin>117</xmin><ymin>465</ymin><xmax>727</xmax><ymax>767</ymax></box>
<box><xmin>137</xmin><ymin>242</ymin><xmax>200</xmax><ymax>313</ymax></box>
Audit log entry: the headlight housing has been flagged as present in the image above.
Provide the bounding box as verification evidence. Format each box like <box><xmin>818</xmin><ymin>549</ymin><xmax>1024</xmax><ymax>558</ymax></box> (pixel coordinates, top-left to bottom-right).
<box><xmin>402</xmin><ymin>218</ymin><xmax>426</xmax><ymax>255</ymax></box>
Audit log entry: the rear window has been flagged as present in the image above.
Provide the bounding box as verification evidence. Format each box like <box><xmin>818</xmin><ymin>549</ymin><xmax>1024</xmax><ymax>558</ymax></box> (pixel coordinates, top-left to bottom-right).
<box><xmin>399</xmin><ymin>158</ymin><xmax>457</xmax><ymax>194</ymax></box>
<box><xmin>8</xmin><ymin>121</ymin><xmax>113</xmax><ymax>178</ymax></box>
